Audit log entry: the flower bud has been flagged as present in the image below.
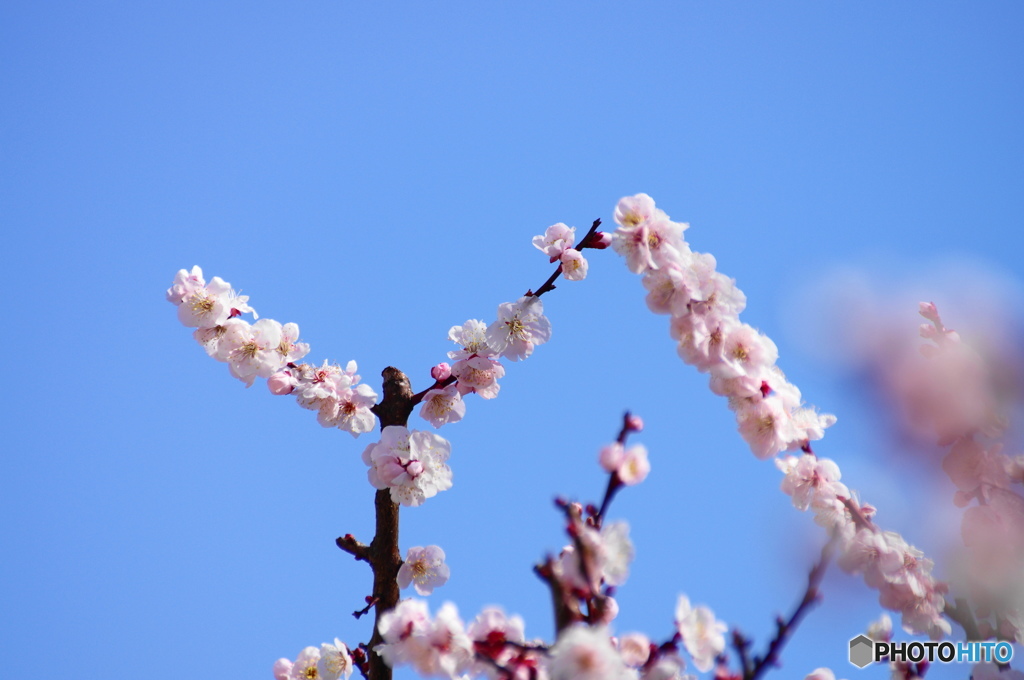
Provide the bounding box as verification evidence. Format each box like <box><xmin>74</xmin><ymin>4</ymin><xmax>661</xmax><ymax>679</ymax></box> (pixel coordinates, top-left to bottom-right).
<box><xmin>589</xmin><ymin>231</ymin><xmax>613</xmax><ymax>249</ymax></box>
<box><xmin>919</xmin><ymin>301</ymin><xmax>940</xmax><ymax>323</ymax></box>
<box><xmin>267</xmin><ymin>370</ymin><xmax>296</xmax><ymax>395</ymax></box>
<box><xmin>431</xmin><ymin>362</ymin><xmax>452</xmax><ymax>381</ymax></box>
<box><xmin>406</xmin><ymin>460</ymin><xmax>424</xmax><ymax>478</ymax></box>
<box><xmin>625</xmin><ymin>414</ymin><xmax>644</xmax><ymax>432</ymax></box>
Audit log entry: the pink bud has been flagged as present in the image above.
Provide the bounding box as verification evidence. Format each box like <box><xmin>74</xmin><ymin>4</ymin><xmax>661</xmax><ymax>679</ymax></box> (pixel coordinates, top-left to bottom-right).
<box><xmin>431</xmin><ymin>362</ymin><xmax>452</xmax><ymax>381</ymax></box>
<box><xmin>589</xmin><ymin>231</ymin><xmax>613</xmax><ymax>249</ymax></box>
<box><xmin>267</xmin><ymin>370</ymin><xmax>295</xmax><ymax>395</ymax></box>
<box><xmin>918</xmin><ymin>301</ymin><xmax>940</xmax><ymax>323</ymax></box>
<box><xmin>406</xmin><ymin>460</ymin><xmax>424</xmax><ymax>478</ymax></box>
<box><xmin>919</xmin><ymin>323</ymin><xmax>939</xmax><ymax>339</ymax></box>
<box><xmin>625</xmin><ymin>414</ymin><xmax>644</xmax><ymax>432</ymax></box>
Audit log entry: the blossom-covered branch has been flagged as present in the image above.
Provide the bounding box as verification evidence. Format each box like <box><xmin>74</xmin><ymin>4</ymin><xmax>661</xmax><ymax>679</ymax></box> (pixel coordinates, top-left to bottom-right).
<box><xmin>609</xmin><ymin>194</ymin><xmax>949</xmax><ymax>639</ymax></box>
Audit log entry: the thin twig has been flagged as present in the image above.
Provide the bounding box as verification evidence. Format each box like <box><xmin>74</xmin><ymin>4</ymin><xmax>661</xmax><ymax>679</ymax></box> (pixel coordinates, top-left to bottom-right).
<box><xmin>744</xmin><ymin>539</ymin><xmax>835</xmax><ymax>680</ymax></box>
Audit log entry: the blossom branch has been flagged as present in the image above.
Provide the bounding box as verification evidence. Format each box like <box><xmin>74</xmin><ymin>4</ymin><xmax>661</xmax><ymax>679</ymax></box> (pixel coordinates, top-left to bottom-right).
<box><xmin>528</xmin><ymin>219</ymin><xmax>601</xmax><ymax>298</ymax></box>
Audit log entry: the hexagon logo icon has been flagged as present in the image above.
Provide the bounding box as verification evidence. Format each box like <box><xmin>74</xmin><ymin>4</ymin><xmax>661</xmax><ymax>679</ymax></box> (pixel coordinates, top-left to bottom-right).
<box><xmin>849</xmin><ymin>635</ymin><xmax>874</xmax><ymax>668</ymax></box>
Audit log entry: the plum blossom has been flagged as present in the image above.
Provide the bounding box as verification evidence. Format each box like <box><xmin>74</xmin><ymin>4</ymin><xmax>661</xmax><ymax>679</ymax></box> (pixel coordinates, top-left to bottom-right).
<box><xmin>289</xmin><ymin>647</ymin><xmax>322</xmax><ymax>680</ymax></box>
<box><xmin>533</xmin><ymin>222</ymin><xmax>576</xmax><ymax>260</ymax></box>
<box><xmin>675</xmin><ymin>595</ymin><xmax>726</xmax><ymax>673</ymax></box>
<box><xmin>221</xmin><ymin>318</ymin><xmax>284</xmax><ymax>387</ymax></box>
<box><xmin>363</xmin><ymin>426</ymin><xmax>453</xmax><ymax>507</ymax></box>
<box><xmin>467</xmin><ymin>607</ymin><xmax>539</xmax><ymax>680</ymax></box>
<box><xmin>317</xmin><ymin>639</ymin><xmax>354</xmax><ymax>680</ymax></box>
<box><xmin>169</xmin><ymin>267</ymin><xmax>255</xmax><ymax>329</ymax></box>
<box><xmin>777</xmin><ymin>454</ymin><xmax>844</xmax><ymax>511</ymax></box>
<box><xmin>166</xmin><ymin>265</ymin><xmax>205</xmax><ymax>304</ymax></box>
<box><xmin>486</xmin><ymin>297</ymin><xmax>552</xmax><ymax>362</ymax></box>
<box><xmin>419</xmin><ymin>384</ymin><xmax>466</xmax><ymax>428</ymax></box>
<box><xmin>612</xmin><ymin>194</ymin><xmax>688</xmax><ymax>274</ymax></box>
<box><xmin>560</xmin><ymin>248</ymin><xmax>589</xmax><ymax>281</ymax></box>
<box><xmin>451</xmin><ymin>355</ymin><xmax>504</xmax><ymax>399</ymax></box>
<box><xmin>548</xmin><ymin>625</ymin><xmax>630</xmax><ymax>680</ymax></box>
<box><xmin>398</xmin><ymin>545</ymin><xmax>451</xmax><ymax>596</ymax></box>
<box><xmin>447</xmin><ymin>319</ymin><xmax>497</xmax><ymax>360</ymax></box>
<box><xmin>375</xmin><ymin>600</ymin><xmax>473</xmax><ymax>679</ymax></box>
<box><xmin>617</xmin><ymin>632</ymin><xmax>652</xmax><ymax>667</ymax></box>
<box><xmin>804</xmin><ymin>669</ymin><xmax>845</xmax><ymax>680</ymax></box>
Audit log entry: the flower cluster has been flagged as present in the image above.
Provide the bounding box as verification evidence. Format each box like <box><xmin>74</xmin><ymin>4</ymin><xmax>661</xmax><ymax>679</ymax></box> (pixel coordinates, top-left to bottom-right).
<box><xmin>610</xmin><ymin>195</ymin><xmax>948</xmax><ymax>638</ymax></box>
<box><xmin>166</xmin><ymin>266</ymin><xmax>377</xmax><ymax>436</ymax></box>
<box><xmin>274</xmin><ymin>639</ymin><xmax>355</xmax><ymax>680</ymax></box>
<box><xmin>532</xmin><ymin>222</ymin><xmax>608</xmax><ymax>282</ymax></box>
<box><xmin>363</xmin><ymin>426</ymin><xmax>453</xmax><ymax>507</ymax></box>
<box><xmin>916</xmin><ymin>304</ymin><xmax>1024</xmax><ymax>646</ymax></box>
<box><xmin>611</xmin><ymin>195</ymin><xmax>834</xmax><ymax>457</ymax></box>
<box><xmin>373</xmin><ymin>598</ymin><xmax>716</xmax><ymax>680</ymax></box>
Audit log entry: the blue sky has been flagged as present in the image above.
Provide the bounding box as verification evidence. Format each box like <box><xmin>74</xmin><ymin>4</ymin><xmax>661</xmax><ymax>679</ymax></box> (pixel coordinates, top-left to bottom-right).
<box><xmin>2</xmin><ymin>2</ymin><xmax>1023</xmax><ymax>679</ymax></box>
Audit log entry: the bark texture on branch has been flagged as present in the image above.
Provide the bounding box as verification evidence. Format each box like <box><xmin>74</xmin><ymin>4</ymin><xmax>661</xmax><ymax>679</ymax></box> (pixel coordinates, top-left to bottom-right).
<box><xmin>366</xmin><ymin>367</ymin><xmax>416</xmax><ymax>680</ymax></box>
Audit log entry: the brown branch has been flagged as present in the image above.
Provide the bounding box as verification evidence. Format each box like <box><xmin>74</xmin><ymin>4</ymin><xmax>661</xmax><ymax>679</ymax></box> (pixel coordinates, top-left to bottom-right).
<box><xmin>528</xmin><ymin>219</ymin><xmax>602</xmax><ymax>298</ymax></box>
<box><xmin>534</xmin><ymin>556</ymin><xmax>581</xmax><ymax>634</ymax></box>
<box><xmin>743</xmin><ymin>539</ymin><xmax>835</xmax><ymax>680</ymax></box>
<box><xmin>365</xmin><ymin>366</ymin><xmax>416</xmax><ymax>680</ymax></box>
<box><xmin>336</xmin><ymin>534</ymin><xmax>372</xmax><ymax>564</ymax></box>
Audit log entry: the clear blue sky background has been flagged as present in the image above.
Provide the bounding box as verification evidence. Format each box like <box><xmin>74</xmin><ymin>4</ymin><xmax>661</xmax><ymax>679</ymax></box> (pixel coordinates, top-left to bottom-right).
<box><xmin>3</xmin><ymin>3</ymin><xmax>1023</xmax><ymax>679</ymax></box>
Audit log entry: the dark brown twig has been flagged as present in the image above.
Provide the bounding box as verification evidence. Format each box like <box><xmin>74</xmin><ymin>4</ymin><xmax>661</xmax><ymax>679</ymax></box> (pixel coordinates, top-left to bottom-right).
<box><xmin>742</xmin><ymin>538</ymin><xmax>835</xmax><ymax>680</ymax></box>
<box><xmin>336</xmin><ymin>534</ymin><xmax>372</xmax><ymax>564</ymax></box>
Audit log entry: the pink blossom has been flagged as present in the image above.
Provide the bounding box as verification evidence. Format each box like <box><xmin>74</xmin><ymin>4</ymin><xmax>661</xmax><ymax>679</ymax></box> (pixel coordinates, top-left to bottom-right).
<box><xmin>318</xmin><ymin>639</ymin><xmax>354</xmax><ymax>680</ymax></box>
<box><xmin>804</xmin><ymin>669</ymin><xmax>844</xmax><ymax>680</ymax></box>
<box><xmin>289</xmin><ymin>647</ymin><xmax>321</xmax><ymax>680</ymax></box>
<box><xmin>533</xmin><ymin>223</ymin><xmax>576</xmax><ymax>260</ymax></box>
<box><xmin>362</xmin><ymin>426</ymin><xmax>453</xmax><ymax>507</ymax></box>
<box><xmin>777</xmin><ymin>454</ymin><xmax>843</xmax><ymax>511</ymax></box>
<box><xmin>222</xmin><ymin>318</ymin><xmax>284</xmax><ymax>387</ymax></box>
<box><xmin>612</xmin><ymin>210</ymin><xmax>689</xmax><ymax>275</ymax></box>
<box><xmin>735</xmin><ymin>395</ymin><xmax>794</xmax><ymax>459</ymax></box>
<box><xmin>712</xmin><ymin>323</ymin><xmax>778</xmax><ymax>381</ymax></box>
<box><xmin>175</xmin><ymin>275</ymin><xmax>234</xmax><ymax>328</ymax></box>
<box><xmin>486</xmin><ymin>297</ymin><xmax>552</xmax><ymax>362</ymax></box>
<box><xmin>398</xmin><ymin>545</ymin><xmax>451</xmax><ymax>596</ymax></box>
<box><xmin>549</xmin><ymin>625</ymin><xmax>630</xmax><ymax>680</ymax></box>
<box><xmin>467</xmin><ymin>607</ymin><xmax>528</xmax><ymax>678</ymax></box>
<box><xmin>599</xmin><ymin>443</ymin><xmax>625</xmax><ymax>473</ymax></box>
<box><xmin>617</xmin><ymin>632</ymin><xmax>651</xmax><ymax>667</ymax></box>
<box><xmin>166</xmin><ymin>265</ymin><xmax>205</xmax><ymax>304</ymax></box>
<box><xmin>618</xmin><ymin>445</ymin><xmax>650</xmax><ymax>486</ymax></box>
<box><xmin>451</xmin><ymin>355</ymin><xmax>504</xmax><ymax>399</ymax></box>
<box><xmin>559</xmin><ymin>248</ymin><xmax>589</xmax><ymax>281</ymax></box>
<box><xmin>447</xmin><ymin>319</ymin><xmax>497</xmax><ymax>360</ymax></box>
<box><xmin>642</xmin><ymin>263</ymin><xmax>699</xmax><ymax>316</ymax></box>
<box><xmin>419</xmin><ymin>384</ymin><xmax>465</xmax><ymax>428</ymax></box>
<box><xmin>376</xmin><ymin>600</ymin><xmax>473</xmax><ymax>679</ymax></box>
<box><xmin>675</xmin><ymin>595</ymin><xmax>727</xmax><ymax>673</ymax></box>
